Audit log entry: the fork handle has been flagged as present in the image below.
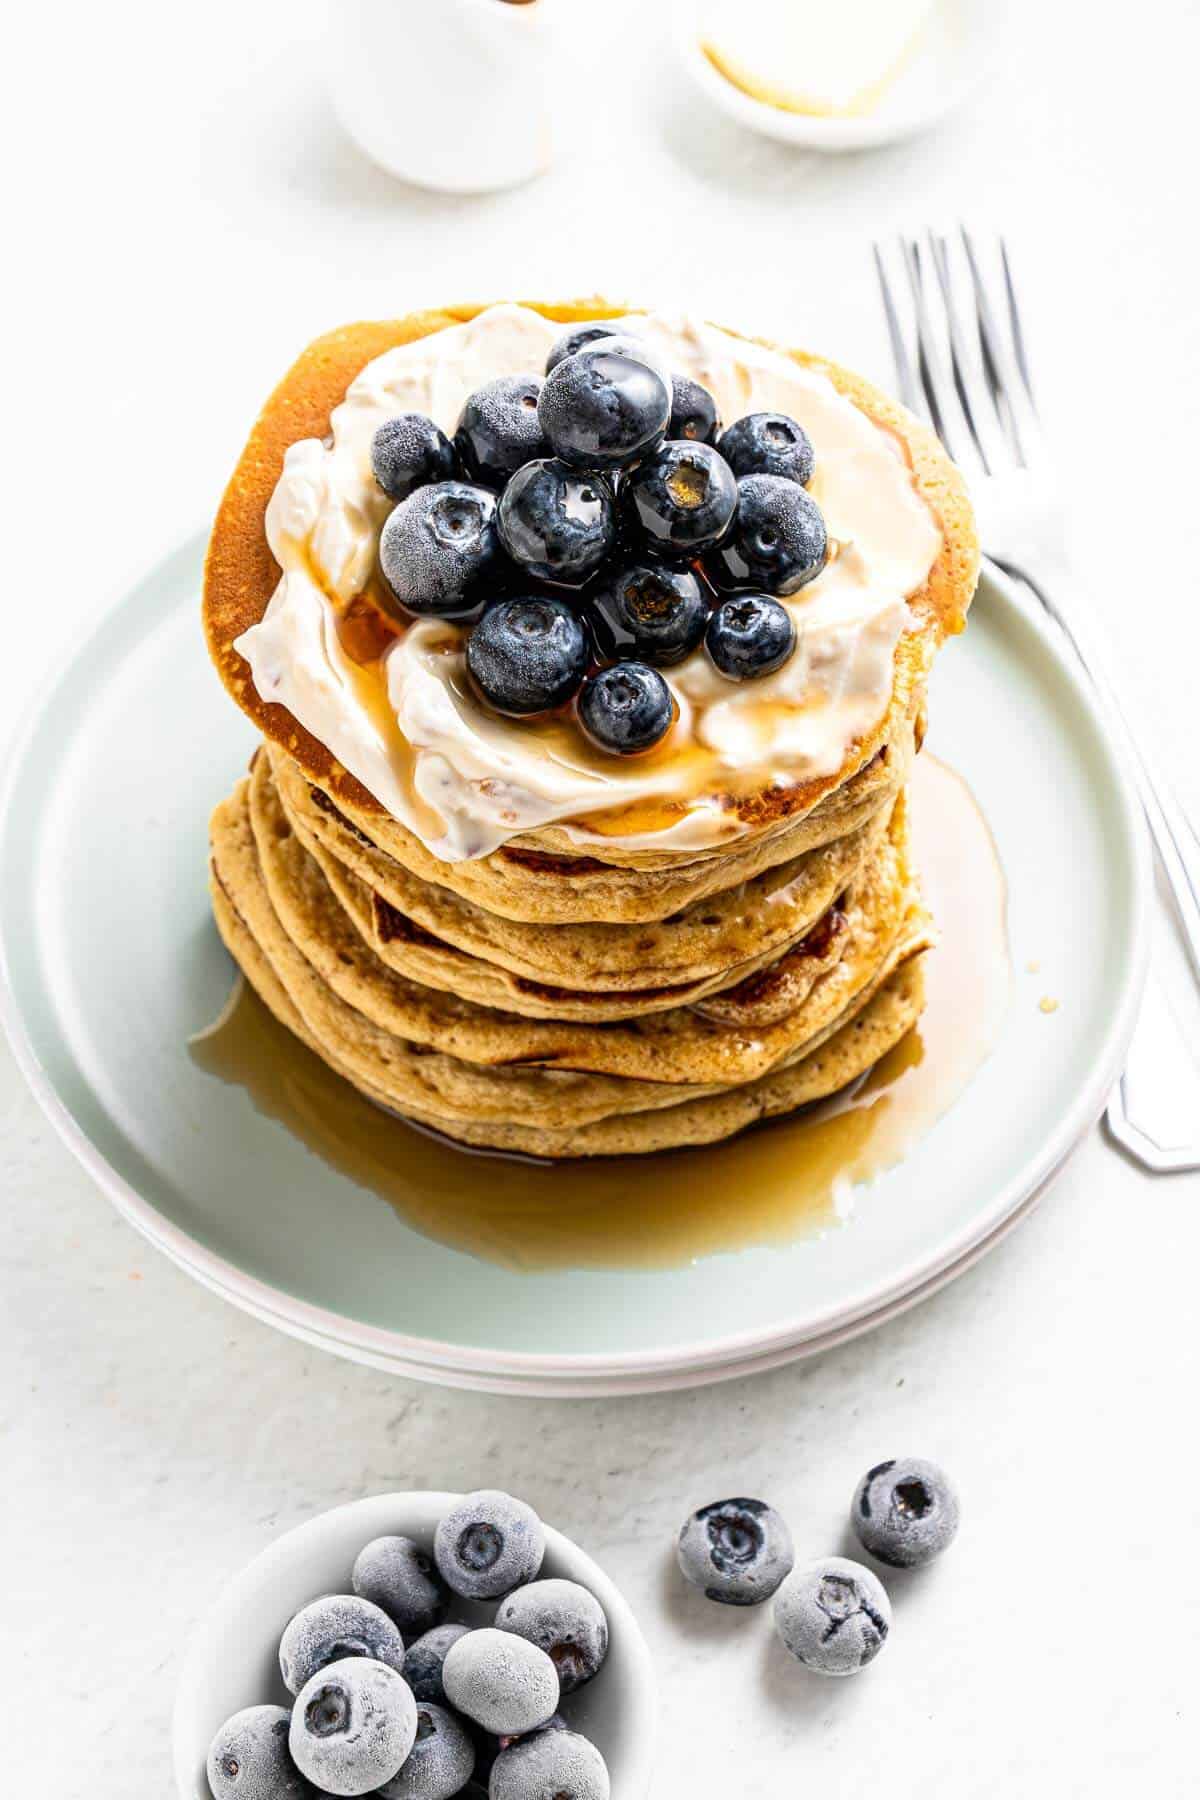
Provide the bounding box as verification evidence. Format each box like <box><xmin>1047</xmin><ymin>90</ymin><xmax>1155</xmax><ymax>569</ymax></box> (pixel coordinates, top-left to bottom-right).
<box><xmin>995</xmin><ymin>556</ymin><xmax>1200</xmax><ymax>988</ymax></box>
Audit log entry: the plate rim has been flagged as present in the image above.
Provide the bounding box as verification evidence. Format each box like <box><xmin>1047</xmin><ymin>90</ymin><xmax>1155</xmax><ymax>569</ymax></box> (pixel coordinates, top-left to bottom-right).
<box><xmin>0</xmin><ymin>537</ymin><xmax>1150</xmax><ymax>1384</ymax></box>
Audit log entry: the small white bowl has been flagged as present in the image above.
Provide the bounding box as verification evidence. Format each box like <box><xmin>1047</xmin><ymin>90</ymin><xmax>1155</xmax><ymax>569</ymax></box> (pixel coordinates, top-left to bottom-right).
<box><xmin>173</xmin><ymin>1492</ymin><xmax>657</xmax><ymax>1799</ymax></box>
<box><xmin>671</xmin><ymin>0</ymin><xmax>1006</xmax><ymax>152</ymax></box>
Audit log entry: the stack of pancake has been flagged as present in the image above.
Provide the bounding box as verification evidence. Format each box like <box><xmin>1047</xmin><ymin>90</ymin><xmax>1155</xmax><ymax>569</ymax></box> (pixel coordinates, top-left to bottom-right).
<box><xmin>203</xmin><ymin>300</ymin><xmax>977</xmax><ymax>1159</ymax></box>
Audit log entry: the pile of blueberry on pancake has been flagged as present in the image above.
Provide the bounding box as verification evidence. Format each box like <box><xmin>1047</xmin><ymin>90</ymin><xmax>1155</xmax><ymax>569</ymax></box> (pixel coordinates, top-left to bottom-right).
<box><xmin>372</xmin><ymin>324</ymin><xmax>830</xmax><ymax>754</ymax></box>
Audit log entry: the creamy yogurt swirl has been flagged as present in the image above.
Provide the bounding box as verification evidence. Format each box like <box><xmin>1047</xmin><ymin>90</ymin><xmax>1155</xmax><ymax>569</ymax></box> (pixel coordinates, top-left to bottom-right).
<box><xmin>235</xmin><ymin>304</ymin><xmax>941</xmax><ymax>861</ymax></box>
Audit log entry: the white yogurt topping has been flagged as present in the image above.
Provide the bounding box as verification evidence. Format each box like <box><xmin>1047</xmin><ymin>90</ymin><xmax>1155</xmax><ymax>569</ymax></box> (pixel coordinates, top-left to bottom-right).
<box><xmin>235</xmin><ymin>304</ymin><xmax>941</xmax><ymax>861</ymax></box>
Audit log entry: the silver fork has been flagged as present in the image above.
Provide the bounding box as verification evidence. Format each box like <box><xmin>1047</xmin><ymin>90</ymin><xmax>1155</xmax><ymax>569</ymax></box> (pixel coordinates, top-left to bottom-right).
<box><xmin>875</xmin><ymin>228</ymin><xmax>1200</xmax><ymax>1173</ymax></box>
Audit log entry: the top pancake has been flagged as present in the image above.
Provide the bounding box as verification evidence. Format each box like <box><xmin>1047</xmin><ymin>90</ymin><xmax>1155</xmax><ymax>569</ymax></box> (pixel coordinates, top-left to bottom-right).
<box><xmin>204</xmin><ymin>297</ymin><xmax>978</xmax><ymax>872</ymax></box>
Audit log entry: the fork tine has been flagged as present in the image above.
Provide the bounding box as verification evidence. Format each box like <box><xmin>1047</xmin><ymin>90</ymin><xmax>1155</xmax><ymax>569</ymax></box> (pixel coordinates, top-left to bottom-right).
<box><xmin>899</xmin><ymin>236</ymin><xmax>975</xmax><ymax>468</ymax></box>
<box><xmin>960</xmin><ymin>227</ymin><xmax>1044</xmax><ymax>467</ymax></box>
<box><xmin>872</xmin><ymin>242</ymin><xmax>922</xmax><ymax>418</ymax></box>
<box><xmin>1000</xmin><ymin>237</ymin><xmax>1037</xmax><ymax>408</ymax></box>
<box><xmin>927</xmin><ymin>231</ymin><xmax>1007</xmax><ymax>477</ymax></box>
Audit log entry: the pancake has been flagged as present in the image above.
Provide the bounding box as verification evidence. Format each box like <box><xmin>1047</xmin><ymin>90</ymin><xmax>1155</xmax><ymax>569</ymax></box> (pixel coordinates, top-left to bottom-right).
<box><xmin>243</xmin><ymin>754</ymin><xmax>930</xmax><ymax>1085</ymax></box>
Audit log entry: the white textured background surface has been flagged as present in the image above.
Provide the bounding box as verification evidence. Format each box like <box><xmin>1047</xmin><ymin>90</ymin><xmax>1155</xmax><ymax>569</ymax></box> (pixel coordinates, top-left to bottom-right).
<box><xmin>5</xmin><ymin>1</ymin><xmax>1200</xmax><ymax>1793</ymax></box>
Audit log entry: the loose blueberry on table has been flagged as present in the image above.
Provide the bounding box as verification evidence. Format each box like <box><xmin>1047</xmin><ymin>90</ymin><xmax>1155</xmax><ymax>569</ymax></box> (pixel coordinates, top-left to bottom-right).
<box><xmin>774</xmin><ymin>1557</ymin><xmax>892</xmax><ymax>1677</ymax></box>
<box><xmin>368</xmin><ymin>331</ymin><xmax>831</xmax><ymax>754</ymax></box>
<box><xmin>677</xmin><ymin>1497</ymin><xmax>795</xmax><ymax>1606</ymax></box>
<box><xmin>850</xmin><ymin>1456</ymin><xmax>961</xmax><ymax>1569</ymax></box>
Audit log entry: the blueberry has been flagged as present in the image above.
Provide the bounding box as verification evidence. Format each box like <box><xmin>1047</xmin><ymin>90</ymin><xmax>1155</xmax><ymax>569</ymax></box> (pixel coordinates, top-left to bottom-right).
<box><xmin>706</xmin><ymin>474</ymin><xmax>827</xmax><ymax>596</ymax></box>
<box><xmin>490</xmin><ymin>1729</ymin><xmax>610</xmax><ymax>1800</ymax></box>
<box><xmin>717</xmin><ymin>411</ymin><xmax>815</xmax><ymax>487</ymax></box>
<box><xmin>496</xmin><ymin>1713</ymin><xmax>568</xmax><ymax>1752</ymax></box>
<box><xmin>454</xmin><ymin>376</ymin><xmax>548</xmax><ymax>488</ymax></box>
<box><xmin>589</xmin><ymin>560</ymin><xmax>708</xmax><ymax>666</ymax></box>
<box><xmin>705</xmin><ymin>595</ymin><xmax>796</xmax><ymax>680</ymax></box>
<box><xmin>625</xmin><ymin>441</ymin><xmax>737</xmax><ymax>557</ymax></box>
<box><xmin>402</xmin><ymin>1623</ymin><xmax>471</xmax><ymax>1705</ymax></box>
<box><xmin>207</xmin><ymin>1704</ymin><xmax>313</xmax><ymax>1800</ymax></box>
<box><xmin>279</xmin><ymin>1595</ymin><xmax>406</xmax><ymax>1697</ymax></box>
<box><xmin>433</xmin><ymin>1490</ymin><xmax>546</xmax><ymax>1600</ymax></box>
<box><xmin>495</xmin><ymin>1578</ymin><xmax>609</xmax><ymax>1694</ymax></box>
<box><xmin>467</xmin><ymin>597</ymin><xmax>589</xmax><ymax>717</ymax></box>
<box><xmin>379</xmin><ymin>482</ymin><xmax>502</xmax><ymax>619</ymax></box>
<box><xmin>353</xmin><ymin>1537</ymin><xmax>449</xmax><ymax>1638</ymax></box>
<box><xmin>668</xmin><ymin>375</ymin><xmax>720</xmax><ymax>446</ymax></box>
<box><xmin>441</xmin><ymin>1628</ymin><xmax>559</xmax><ymax>1737</ymax></box>
<box><xmin>538</xmin><ymin>347</ymin><xmax>670</xmax><ymax>471</ymax></box>
<box><xmin>578</xmin><ymin>662</ymin><xmax>674</xmax><ymax>755</ymax></box>
<box><xmin>374</xmin><ymin>1703</ymin><xmax>475</xmax><ymax>1800</ymax></box>
<box><xmin>544</xmin><ymin>324</ymin><xmax>622</xmax><ymax>374</ymax></box>
<box><xmin>497</xmin><ymin>459</ymin><xmax>616</xmax><ymax>587</ymax></box>
<box><xmin>851</xmin><ymin>1458</ymin><xmax>961</xmax><ymax>1569</ymax></box>
<box><xmin>289</xmin><ymin>1657</ymin><xmax>417</xmax><ymax>1796</ymax></box>
<box><xmin>676</xmin><ymin>1498</ymin><xmax>794</xmax><ymax>1606</ymax></box>
<box><xmin>774</xmin><ymin>1557</ymin><xmax>891</xmax><ymax>1677</ymax></box>
<box><xmin>370</xmin><ymin>415</ymin><xmax>457</xmax><ymax>503</ymax></box>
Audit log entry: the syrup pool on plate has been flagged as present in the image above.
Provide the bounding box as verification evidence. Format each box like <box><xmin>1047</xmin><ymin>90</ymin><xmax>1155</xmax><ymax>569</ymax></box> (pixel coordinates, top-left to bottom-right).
<box><xmin>191</xmin><ymin>755</ymin><xmax>1010</xmax><ymax>1271</ymax></box>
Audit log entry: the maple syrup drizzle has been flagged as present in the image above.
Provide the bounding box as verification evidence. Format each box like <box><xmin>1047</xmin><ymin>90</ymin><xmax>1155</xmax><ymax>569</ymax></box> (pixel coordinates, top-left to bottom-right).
<box><xmin>191</xmin><ymin>755</ymin><xmax>1009</xmax><ymax>1271</ymax></box>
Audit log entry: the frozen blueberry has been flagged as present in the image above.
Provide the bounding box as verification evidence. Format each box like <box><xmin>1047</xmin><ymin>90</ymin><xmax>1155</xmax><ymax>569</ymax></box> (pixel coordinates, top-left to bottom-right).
<box><xmin>495</xmin><ymin>1578</ymin><xmax>609</xmax><ymax>1695</ymax></box>
<box><xmin>545</xmin><ymin>324</ymin><xmax>622</xmax><ymax>374</ymax></box>
<box><xmin>207</xmin><ymin>1704</ymin><xmax>313</xmax><ymax>1800</ymax></box>
<box><xmin>676</xmin><ymin>1497</ymin><xmax>794</xmax><ymax>1606</ymax></box>
<box><xmin>279</xmin><ymin>1594</ymin><xmax>406</xmax><ymax>1697</ymax></box>
<box><xmin>578</xmin><ymin>662</ymin><xmax>674</xmax><ymax>756</ymax></box>
<box><xmin>352</xmin><ymin>1537</ymin><xmax>449</xmax><ymax>1639</ymax></box>
<box><xmin>374</xmin><ymin>1703</ymin><xmax>475</xmax><ymax>1800</ymax></box>
<box><xmin>467</xmin><ymin>597</ymin><xmax>589</xmax><ymax>717</ymax></box>
<box><xmin>455</xmin><ymin>376</ymin><xmax>548</xmax><ymax>489</ymax></box>
<box><xmin>289</xmin><ymin>1657</ymin><xmax>417</xmax><ymax>1796</ymax></box>
<box><xmin>441</xmin><ymin>1628</ymin><xmax>559</xmax><ymax>1737</ymax></box>
<box><xmin>774</xmin><ymin>1557</ymin><xmax>891</xmax><ymax>1677</ymax></box>
<box><xmin>379</xmin><ymin>481</ymin><xmax>503</xmax><ymax>619</ymax></box>
<box><xmin>497</xmin><ymin>459</ymin><xmax>616</xmax><ymax>587</ymax></box>
<box><xmin>705</xmin><ymin>595</ymin><xmax>795</xmax><ymax>680</ymax></box>
<box><xmin>538</xmin><ymin>347</ymin><xmax>670</xmax><ymax>471</ymax></box>
<box><xmin>433</xmin><ymin>1491</ymin><xmax>546</xmax><ymax>1600</ymax></box>
<box><xmin>402</xmin><ymin>1624</ymin><xmax>471</xmax><ymax>1705</ymax></box>
<box><xmin>589</xmin><ymin>560</ymin><xmax>708</xmax><ymax>666</ymax></box>
<box><xmin>669</xmin><ymin>375</ymin><xmax>720</xmax><ymax>446</ymax></box>
<box><xmin>625</xmin><ymin>442</ymin><xmax>737</xmax><ymax>558</ymax></box>
<box><xmin>851</xmin><ymin>1457</ymin><xmax>961</xmax><ymax>1569</ymax></box>
<box><xmin>490</xmin><ymin>1729</ymin><xmax>610</xmax><ymax>1800</ymax></box>
<box><xmin>717</xmin><ymin>412</ymin><xmax>815</xmax><ymax>488</ymax></box>
<box><xmin>370</xmin><ymin>415</ymin><xmax>457</xmax><ymax>503</ymax></box>
<box><xmin>706</xmin><ymin>474</ymin><xmax>827</xmax><ymax>596</ymax></box>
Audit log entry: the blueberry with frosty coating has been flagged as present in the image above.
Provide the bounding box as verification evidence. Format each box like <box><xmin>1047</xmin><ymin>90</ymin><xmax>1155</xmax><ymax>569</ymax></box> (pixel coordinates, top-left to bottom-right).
<box><xmin>495</xmin><ymin>1578</ymin><xmax>609</xmax><ymax>1694</ymax></box>
<box><xmin>497</xmin><ymin>458</ymin><xmax>616</xmax><ymax>587</ymax></box>
<box><xmin>707</xmin><ymin>473</ymin><xmax>827</xmax><ymax>596</ymax></box>
<box><xmin>402</xmin><ymin>1623</ymin><xmax>471</xmax><ymax>1705</ymax></box>
<box><xmin>370</xmin><ymin>414</ymin><xmax>457</xmax><ymax>503</ymax></box>
<box><xmin>774</xmin><ymin>1557</ymin><xmax>891</xmax><ymax>1676</ymax></box>
<box><xmin>353</xmin><ymin>1536</ymin><xmax>449</xmax><ymax>1638</ymax></box>
<box><xmin>669</xmin><ymin>374</ymin><xmax>720</xmax><ymax>446</ymax></box>
<box><xmin>851</xmin><ymin>1457</ymin><xmax>961</xmax><ymax>1569</ymax></box>
<box><xmin>206</xmin><ymin>1703</ymin><xmax>313</xmax><ymax>1800</ymax></box>
<box><xmin>380</xmin><ymin>481</ymin><xmax>502</xmax><ymax>619</ymax></box>
<box><xmin>279</xmin><ymin>1594</ymin><xmax>406</xmax><ymax>1696</ymax></box>
<box><xmin>544</xmin><ymin>323</ymin><xmax>622</xmax><ymax>374</ymax></box>
<box><xmin>433</xmin><ymin>1489</ymin><xmax>546</xmax><ymax>1600</ymax></box>
<box><xmin>375</xmin><ymin>1703</ymin><xmax>475</xmax><ymax>1800</ymax></box>
<box><xmin>467</xmin><ymin>598</ymin><xmax>589</xmax><ymax>717</ymax></box>
<box><xmin>706</xmin><ymin>594</ymin><xmax>795</xmax><ymax>680</ymax></box>
<box><xmin>676</xmin><ymin>1497</ymin><xmax>794</xmax><ymax>1606</ymax></box>
<box><xmin>589</xmin><ymin>560</ymin><xmax>708</xmax><ymax>667</ymax></box>
<box><xmin>625</xmin><ymin>440</ymin><xmax>737</xmax><ymax>557</ymax></box>
<box><xmin>578</xmin><ymin>662</ymin><xmax>674</xmax><ymax>756</ymax></box>
<box><xmin>289</xmin><ymin>1657</ymin><xmax>417</xmax><ymax>1796</ymax></box>
<box><xmin>490</xmin><ymin>1729</ymin><xmax>610</xmax><ymax>1800</ymax></box>
<box><xmin>441</xmin><ymin>1628</ymin><xmax>559</xmax><ymax>1736</ymax></box>
<box><xmin>717</xmin><ymin>411</ymin><xmax>815</xmax><ymax>487</ymax></box>
<box><xmin>455</xmin><ymin>376</ymin><xmax>548</xmax><ymax>489</ymax></box>
<box><xmin>538</xmin><ymin>346</ymin><xmax>670</xmax><ymax>471</ymax></box>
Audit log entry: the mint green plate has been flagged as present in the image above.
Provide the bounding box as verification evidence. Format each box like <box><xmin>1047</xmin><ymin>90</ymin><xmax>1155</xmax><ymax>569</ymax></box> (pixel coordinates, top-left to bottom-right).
<box><xmin>0</xmin><ymin>538</ymin><xmax>1147</xmax><ymax>1393</ymax></box>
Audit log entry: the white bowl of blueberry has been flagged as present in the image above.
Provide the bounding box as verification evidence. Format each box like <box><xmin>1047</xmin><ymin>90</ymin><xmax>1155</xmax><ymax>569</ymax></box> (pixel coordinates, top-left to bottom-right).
<box><xmin>174</xmin><ymin>1490</ymin><xmax>655</xmax><ymax>1800</ymax></box>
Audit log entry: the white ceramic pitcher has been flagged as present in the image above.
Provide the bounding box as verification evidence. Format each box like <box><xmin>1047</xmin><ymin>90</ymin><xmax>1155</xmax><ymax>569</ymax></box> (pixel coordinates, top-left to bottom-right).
<box><xmin>327</xmin><ymin>0</ymin><xmax>556</xmax><ymax>193</ymax></box>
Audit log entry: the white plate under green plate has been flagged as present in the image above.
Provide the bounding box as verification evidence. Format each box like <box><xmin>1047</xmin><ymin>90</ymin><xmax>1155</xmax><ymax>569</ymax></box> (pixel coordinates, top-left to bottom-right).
<box><xmin>0</xmin><ymin>537</ymin><xmax>1147</xmax><ymax>1394</ymax></box>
